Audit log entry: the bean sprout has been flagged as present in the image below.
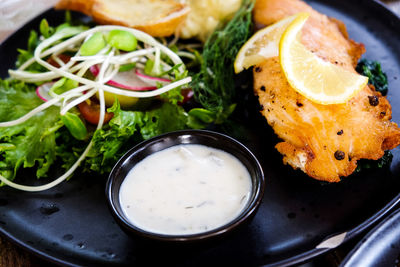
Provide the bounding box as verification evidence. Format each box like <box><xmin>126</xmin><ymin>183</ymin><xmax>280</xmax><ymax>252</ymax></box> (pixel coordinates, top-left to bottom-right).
<box><xmin>1</xmin><ymin>25</ymin><xmax>193</xmax><ymax>192</ymax></box>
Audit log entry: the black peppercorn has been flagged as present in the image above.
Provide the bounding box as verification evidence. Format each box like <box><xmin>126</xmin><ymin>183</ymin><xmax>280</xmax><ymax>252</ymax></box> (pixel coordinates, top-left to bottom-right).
<box><xmin>368</xmin><ymin>95</ymin><xmax>379</xmax><ymax>106</ymax></box>
<box><xmin>337</xmin><ymin>130</ymin><xmax>343</xmax><ymax>135</ymax></box>
<box><xmin>334</xmin><ymin>150</ymin><xmax>345</xmax><ymax>160</ymax></box>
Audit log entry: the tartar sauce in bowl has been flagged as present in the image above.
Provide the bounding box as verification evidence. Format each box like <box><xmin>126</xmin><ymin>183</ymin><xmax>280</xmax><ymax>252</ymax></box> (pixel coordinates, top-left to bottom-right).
<box><xmin>119</xmin><ymin>144</ymin><xmax>252</xmax><ymax>235</ymax></box>
<box><xmin>106</xmin><ymin>130</ymin><xmax>265</xmax><ymax>242</ymax></box>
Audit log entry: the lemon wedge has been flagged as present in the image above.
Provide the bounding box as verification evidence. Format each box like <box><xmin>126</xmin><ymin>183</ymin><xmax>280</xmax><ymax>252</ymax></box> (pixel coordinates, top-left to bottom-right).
<box><xmin>234</xmin><ymin>14</ymin><xmax>298</xmax><ymax>74</ymax></box>
<box><xmin>279</xmin><ymin>13</ymin><xmax>368</xmax><ymax>105</ymax></box>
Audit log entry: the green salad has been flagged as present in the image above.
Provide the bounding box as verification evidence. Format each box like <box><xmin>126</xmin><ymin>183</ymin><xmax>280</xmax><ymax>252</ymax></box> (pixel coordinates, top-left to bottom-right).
<box><xmin>0</xmin><ymin>1</ymin><xmax>254</xmax><ymax>191</ymax></box>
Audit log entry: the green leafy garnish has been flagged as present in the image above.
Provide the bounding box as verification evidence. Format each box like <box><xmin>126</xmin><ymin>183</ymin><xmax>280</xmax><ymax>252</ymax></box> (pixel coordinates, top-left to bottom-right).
<box><xmin>16</xmin><ymin>14</ymin><xmax>89</xmax><ymax>72</ymax></box>
<box><xmin>0</xmin><ymin>80</ymin><xmax>62</xmax><ymax>180</ymax></box>
<box><xmin>84</xmin><ymin>101</ymin><xmax>189</xmax><ymax>173</ymax></box>
<box><xmin>119</xmin><ymin>63</ymin><xmax>136</xmax><ymax>72</ymax></box>
<box><xmin>107</xmin><ymin>30</ymin><xmax>137</xmax><ymax>52</ymax></box>
<box><xmin>16</xmin><ymin>30</ymin><xmax>46</xmax><ymax>73</ymax></box>
<box><xmin>61</xmin><ymin>112</ymin><xmax>87</xmax><ymax>141</ymax></box>
<box><xmin>356</xmin><ymin>59</ymin><xmax>388</xmax><ymax>96</ymax></box>
<box><xmin>160</xmin><ymin>66</ymin><xmax>188</xmax><ymax>104</ymax></box>
<box><xmin>144</xmin><ymin>59</ymin><xmax>161</xmax><ymax>77</ymax></box>
<box><xmin>191</xmin><ymin>0</ymin><xmax>254</xmax><ymax>122</ymax></box>
<box><xmin>49</xmin><ymin>77</ymin><xmax>78</xmax><ymax>95</ymax></box>
<box><xmin>356</xmin><ymin>151</ymin><xmax>393</xmax><ymax>172</ymax></box>
<box><xmin>80</xmin><ymin>32</ymin><xmax>106</xmax><ymax>56</ymax></box>
<box><xmin>39</xmin><ymin>19</ymin><xmax>54</xmax><ymax>38</ymax></box>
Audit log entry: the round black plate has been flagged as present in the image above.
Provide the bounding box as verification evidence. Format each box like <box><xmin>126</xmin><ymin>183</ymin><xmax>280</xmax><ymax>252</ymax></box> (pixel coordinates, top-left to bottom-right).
<box><xmin>1</xmin><ymin>1</ymin><xmax>400</xmax><ymax>266</ymax></box>
<box><xmin>340</xmin><ymin>208</ymin><xmax>400</xmax><ymax>267</ymax></box>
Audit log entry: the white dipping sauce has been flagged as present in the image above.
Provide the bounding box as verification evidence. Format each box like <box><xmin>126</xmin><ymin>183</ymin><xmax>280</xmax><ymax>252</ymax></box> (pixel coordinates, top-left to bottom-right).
<box><xmin>119</xmin><ymin>144</ymin><xmax>252</xmax><ymax>235</ymax></box>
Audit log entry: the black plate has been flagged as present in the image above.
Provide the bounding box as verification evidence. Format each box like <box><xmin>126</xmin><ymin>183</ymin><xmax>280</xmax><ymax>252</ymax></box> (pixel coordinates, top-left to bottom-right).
<box><xmin>340</xmin><ymin>208</ymin><xmax>400</xmax><ymax>267</ymax></box>
<box><xmin>1</xmin><ymin>1</ymin><xmax>400</xmax><ymax>266</ymax></box>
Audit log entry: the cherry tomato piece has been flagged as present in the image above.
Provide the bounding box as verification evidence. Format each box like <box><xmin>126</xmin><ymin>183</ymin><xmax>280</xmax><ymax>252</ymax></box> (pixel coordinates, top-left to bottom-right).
<box><xmin>78</xmin><ymin>100</ymin><xmax>114</xmax><ymax>125</ymax></box>
<box><xmin>179</xmin><ymin>88</ymin><xmax>194</xmax><ymax>105</ymax></box>
<box><xmin>47</xmin><ymin>54</ymin><xmax>71</xmax><ymax>68</ymax></box>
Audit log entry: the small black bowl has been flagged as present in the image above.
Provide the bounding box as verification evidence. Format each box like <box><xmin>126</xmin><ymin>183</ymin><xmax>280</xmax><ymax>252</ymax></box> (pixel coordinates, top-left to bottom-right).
<box><xmin>105</xmin><ymin>129</ymin><xmax>265</xmax><ymax>242</ymax></box>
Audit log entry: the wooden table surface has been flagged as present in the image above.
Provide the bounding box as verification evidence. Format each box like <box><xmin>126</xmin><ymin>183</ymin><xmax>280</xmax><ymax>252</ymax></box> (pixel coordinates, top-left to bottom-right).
<box><xmin>0</xmin><ymin>1</ymin><xmax>399</xmax><ymax>267</ymax></box>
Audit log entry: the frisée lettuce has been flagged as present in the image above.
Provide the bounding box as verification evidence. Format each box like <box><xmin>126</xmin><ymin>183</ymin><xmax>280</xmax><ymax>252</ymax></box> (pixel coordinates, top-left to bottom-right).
<box><xmin>0</xmin><ymin>78</ymin><xmax>192</xmax><ymax>185</ymax></box>
<box><xmin>84</xmin><ymin>101</ymin><xmax>189</xmax><ymax>174</ymax></box>
<box><xmin>0</xmin><ymin>79</ymin><xmax>61</xmax><ymax>180</ymax></box>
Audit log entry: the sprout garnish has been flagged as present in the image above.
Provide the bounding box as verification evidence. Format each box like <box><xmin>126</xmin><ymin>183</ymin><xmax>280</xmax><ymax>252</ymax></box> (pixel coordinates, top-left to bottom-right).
<box><xmin>0</xmin><ymin>25</ymin><xmax>192</xmax><ymax>192</ymax></box>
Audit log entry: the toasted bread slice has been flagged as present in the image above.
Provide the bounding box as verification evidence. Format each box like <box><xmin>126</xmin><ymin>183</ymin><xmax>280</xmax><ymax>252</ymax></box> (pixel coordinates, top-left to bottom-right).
<box><xmin>55</xmin><ymin>0</ymin><xmax>95</xmax><ymax>16</ymax></box>
<box><xmin>55</xmin><ymin>0</ymin><xmax>189</xmax><ymax>37</ymax></box>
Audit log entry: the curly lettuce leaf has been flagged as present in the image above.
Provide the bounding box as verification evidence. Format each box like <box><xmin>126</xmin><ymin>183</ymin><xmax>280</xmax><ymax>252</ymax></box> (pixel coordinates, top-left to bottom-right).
<box><xmin>0</xmin><ymin>78</ymin><xmax>197</xmax><ymax>182</ymax></box>
<box><xmin>0</xmin><ymin>80</ymin><xmax>62</xmax><ymax>180</ymax></box>
<box><xmin>84</xmin><ymin>101</ymin><xmax>189</xmax><ymax>173</ymax></box>
<box><xmin>55</xmin><ymin>127</ymin><xmax>86</xmax><ymax>173</ymax></box>
<box><xmin>139</xmin><ymin>102</ymin><xmax>188</xmax><ymax>139</ymax></box>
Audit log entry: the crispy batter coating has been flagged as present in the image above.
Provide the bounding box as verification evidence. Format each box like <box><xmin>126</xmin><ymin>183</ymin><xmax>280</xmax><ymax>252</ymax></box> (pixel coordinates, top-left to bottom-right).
<box><xmin>253</xmin><ymin>0</ymin><xmax>400</xmax><ymax>182</ymax></box>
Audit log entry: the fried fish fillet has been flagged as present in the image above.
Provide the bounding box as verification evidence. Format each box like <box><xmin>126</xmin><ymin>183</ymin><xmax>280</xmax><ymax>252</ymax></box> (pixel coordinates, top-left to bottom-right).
<box><xmin>253</xmin><ymin>0</ymin><xmax>400</xmax><ymax>182</ymax></box>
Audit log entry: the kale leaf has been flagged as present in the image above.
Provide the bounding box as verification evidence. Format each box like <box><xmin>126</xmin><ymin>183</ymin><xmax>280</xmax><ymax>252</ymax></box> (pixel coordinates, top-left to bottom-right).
<box><xmin>356</xmin><ymin>59</ymin><xmax>388</xmax><ymax>96</ymax></box>
<box><xmin>355</xmin><ymin>151</ymin><xmax>393</xmax><ymax>172</ymax></box>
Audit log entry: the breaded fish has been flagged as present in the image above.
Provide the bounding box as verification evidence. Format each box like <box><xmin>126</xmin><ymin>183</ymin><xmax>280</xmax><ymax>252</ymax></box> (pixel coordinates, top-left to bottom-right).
<box><xmin>253</xmin><ymin>0</ymin><xmax>400</xmax><ymax>182</ymax></box>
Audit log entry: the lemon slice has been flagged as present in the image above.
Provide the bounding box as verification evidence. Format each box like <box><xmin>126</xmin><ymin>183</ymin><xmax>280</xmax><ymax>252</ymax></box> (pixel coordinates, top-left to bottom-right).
<box><xmin>234</xmin><ymin>14</ymin><xmax>298</xmax><ymax>74</ymax></box>
<box><xmin>279</xmin><ymin>13</ymin><xmax>368</xmax><ymax>104</ymax></box>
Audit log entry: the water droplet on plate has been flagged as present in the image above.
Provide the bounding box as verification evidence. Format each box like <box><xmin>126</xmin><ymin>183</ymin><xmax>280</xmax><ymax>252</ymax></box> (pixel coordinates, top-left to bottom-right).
<box><xmin>63</xmin><ymin>234</ymin><xmax>73</xmax><ymax>241</ymax></box>
<box><xmin>76</xmin><ymin>242</ymin><xmax>85</xmax><ymax>249</ymax></box>
<box><xmin>40</xmin><ymin>204</ymin><xmax>60</xmax><ymax>215</ymax></box>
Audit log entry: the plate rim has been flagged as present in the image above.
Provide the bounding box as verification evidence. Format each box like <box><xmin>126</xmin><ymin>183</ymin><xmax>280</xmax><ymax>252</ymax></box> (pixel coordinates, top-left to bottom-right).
<box><xmin>340</xmin><ymin>207</ymin><xmax>400</xmax><ymax>267</ymax></box>
<box><xmin>1</xmin><ymin>1</ymin><xmax>400</xmax><ymax>266</ymax></box>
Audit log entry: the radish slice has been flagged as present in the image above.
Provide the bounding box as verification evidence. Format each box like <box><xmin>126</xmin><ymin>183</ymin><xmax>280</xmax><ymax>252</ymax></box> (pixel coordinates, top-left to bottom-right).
<box><xmin>135</xmin><ymin>68</ymin><xmax>171</xmax><ymax>86</ymax></box>
<box><xmin>36</xmin><ymin>82</ymin><xmax>55</xmax><ymax>102</ymax></box>
<box><xmin>180</xmin><ymin>88</ymin><xmax>194</xmax><ymax>104</ymax></box>
<box><xmin>89</xmin><ymin>65</ymin><xmax>100</xmax><ymax>77</ymax></box>
<box><xmin>90</xmin><ymin>65</ymin><xmax>157</xmax><ymax>91</ymax></box>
